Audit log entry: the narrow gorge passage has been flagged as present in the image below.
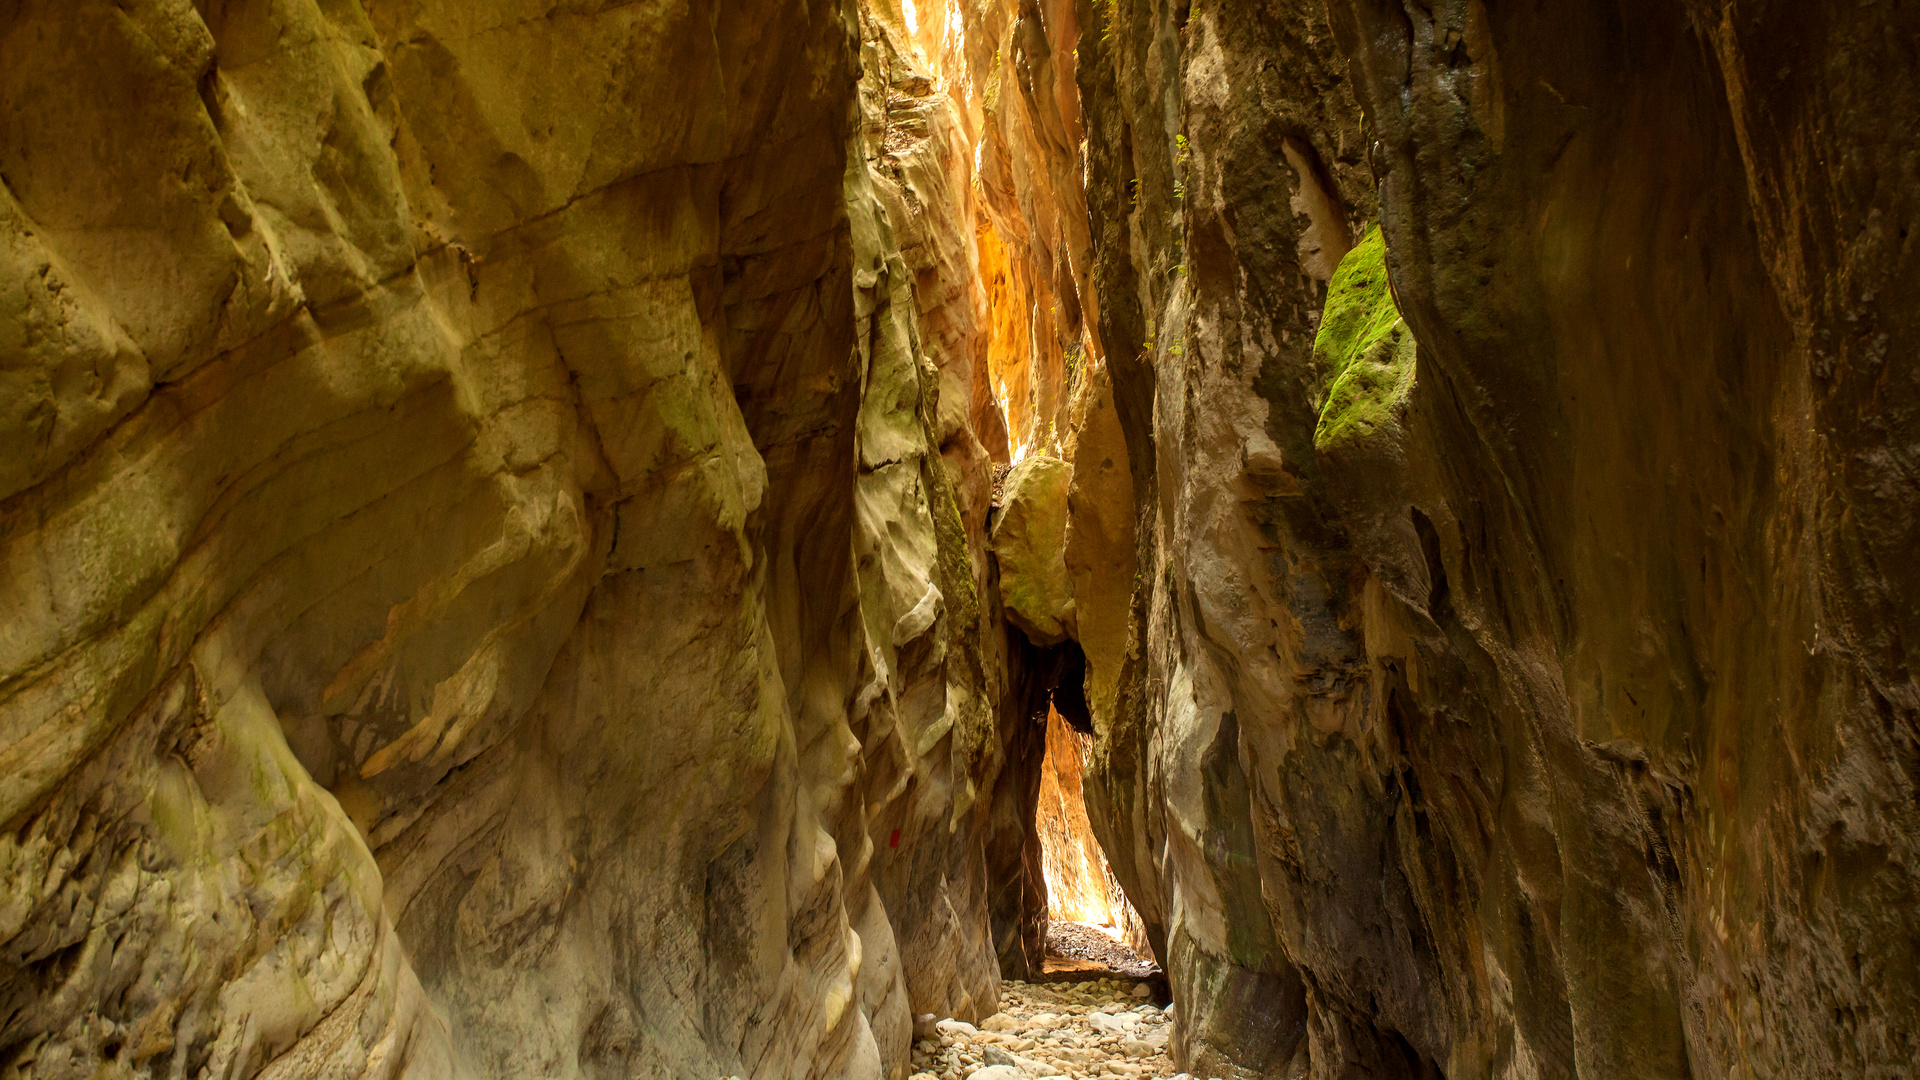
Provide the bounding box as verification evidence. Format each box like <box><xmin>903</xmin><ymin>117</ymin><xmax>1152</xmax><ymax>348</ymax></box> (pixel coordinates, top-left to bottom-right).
<box><xmin>2</xmin><ymin>2</ymin><xmax>1916</xmax><ymax>1080</ymax></box>
<box><xmin>1034</xmin><ymin>707</ymin><xmax>1153</xmax><ymax>980</ymax></box>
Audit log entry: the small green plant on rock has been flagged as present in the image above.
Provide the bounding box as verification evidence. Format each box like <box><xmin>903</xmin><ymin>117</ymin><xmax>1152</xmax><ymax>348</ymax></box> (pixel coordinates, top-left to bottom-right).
<box><xmin>1312</xmin><ymin>223</ymin><xmax>1416</xmax><ymax>451</ymax></box>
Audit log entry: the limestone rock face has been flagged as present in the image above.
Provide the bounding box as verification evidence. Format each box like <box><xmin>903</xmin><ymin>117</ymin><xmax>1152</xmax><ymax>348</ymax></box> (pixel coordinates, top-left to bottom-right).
<box><xmin>1</xmin><ymin>2</ymin><xmax>1018</xmax><ymax>1078</ymax></box>
<box><xmin>908</xmin><ymin>0</ymin><xmax>1096</xmax><ymax>461</ymax></box>
<box><xmin>1071</xmin><ymin>1</ymin><xmax>1920</xmax><ymax>1079</ymax></box>
<box><xmin>1061</xmin><ymin>362</ymin><xmax>1137</xmax><ymax>732</ymax></box>
<box><xmin>1070</xmin><ymin>2</ymin><xmax>1377</xmax><ymax>1075</ymax></box>
<box><xmin>1034</xmin><ymin>709</ymin><xmax>1128</xmax><ymax>931</ymax></box>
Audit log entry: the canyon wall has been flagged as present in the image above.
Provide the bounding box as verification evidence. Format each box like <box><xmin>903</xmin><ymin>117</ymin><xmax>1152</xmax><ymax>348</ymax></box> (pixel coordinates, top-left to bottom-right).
<box><xmin>0</xmin><ymin>1</ymin><xmax>1023</xmax><ymax>1077</ymax></box>
<box><xmin>5</xmin><ymin>1</ymin><xmax>1918</xmax><ymax>1079</ymax></box>
<box><xmin>1035</xmin><ymin>708</ymin><xmax>1131</xmax><ymax>935</ymax></box>
<box><xmin>1069</xmin><ymin>0</ymin><xmax>1920</xmax><ymax>1078</ymax></box>
<box><xmin>905</xmin><ymin>0</ymin><xmax>1095</xmax><ymax>460</ymax></box>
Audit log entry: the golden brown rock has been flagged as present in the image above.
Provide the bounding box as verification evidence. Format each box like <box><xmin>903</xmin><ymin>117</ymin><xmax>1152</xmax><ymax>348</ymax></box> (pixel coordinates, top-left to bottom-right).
<box><xmin>1034</xmin><ymin>708</ymin><xmax>1130</xmax><ymax>931</ymax></box>
<box><xmin>0</xmin><ymin>2</ymin><xmax>1022</xmax><ymax>1078</ymax></box>
<box><xmin>8</xmin><ymin>2</ymin><xmax>1920</xmax><ymax>1080</ymax></box>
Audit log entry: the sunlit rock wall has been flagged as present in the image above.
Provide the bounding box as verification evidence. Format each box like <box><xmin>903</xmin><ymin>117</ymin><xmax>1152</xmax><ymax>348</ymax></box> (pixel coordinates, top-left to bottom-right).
<box><xmin>0</xmin><ymin>1</ymin><xmax>1019</xmax><ymax>1077</ymax></box>
<box><xmin>1035</xmin><ymin>709</ymin><xmax>1132</xmax><ymax>933</ymax></box>
<box><xmin>9</xmin><ymin>1</ymin><xmax>1917</xmax><ymax>1079</ymax></box>
<box><xmin>907</xmin><ymin>0</ymin><xmax>1096</xmax><ymax>460</ymax></box>
<box><xmin>853</xmin><ymin>0</ymin><xmax>1015</xmax><ymax>1028</ymax></box>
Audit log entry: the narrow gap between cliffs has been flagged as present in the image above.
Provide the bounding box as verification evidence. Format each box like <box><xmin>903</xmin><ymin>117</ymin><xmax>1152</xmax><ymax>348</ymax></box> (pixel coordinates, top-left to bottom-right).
<box><xmin>1004</xmin><ymin>635</ymin><xmax>1160</xmax><ymax>987</ymax></box>
<box><xmin>1035</xmin><ymin>701</ymin><xmax>1154</xmax><ymax>979</ymax></box>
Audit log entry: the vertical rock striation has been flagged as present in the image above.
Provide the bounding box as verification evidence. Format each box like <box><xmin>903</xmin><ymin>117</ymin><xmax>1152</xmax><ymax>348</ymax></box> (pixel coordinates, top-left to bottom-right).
<box><xmin>1035</xmin><ymin>708</ymin><xmax>1135</xmax><ymax>937</ymax></box>
<box><xmin>1067</xmin><ymin>1</ymin><xmax>1380</xmax><ymax>1075</ymax></box>
<box><xmin>1070</xmin><ymin>0</ymin><xmax>1920</xmax><ymax>1078</ymax></box>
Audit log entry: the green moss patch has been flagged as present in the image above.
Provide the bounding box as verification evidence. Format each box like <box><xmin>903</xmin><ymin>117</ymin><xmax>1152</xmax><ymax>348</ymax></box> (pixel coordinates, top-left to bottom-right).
<box><xmin>1313</xmin><ymin>224</ymin><xmax>1417</xmax><ymax>451</ymax></box>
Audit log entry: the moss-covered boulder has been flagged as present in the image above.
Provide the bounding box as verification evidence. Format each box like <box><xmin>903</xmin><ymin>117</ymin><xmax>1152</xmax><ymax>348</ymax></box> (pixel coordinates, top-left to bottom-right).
<box><xmin>1313</xmin><ymin>224</ymin><xmax>1416</xmax><ymax>451</ymax></box>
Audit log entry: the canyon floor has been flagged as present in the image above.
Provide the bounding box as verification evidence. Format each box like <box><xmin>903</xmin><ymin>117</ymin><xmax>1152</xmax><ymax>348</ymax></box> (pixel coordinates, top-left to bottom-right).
<box><xmin>911</xmin><ymin>976</ymin><xmax>1182</xmax><ymax>1080</ymax></box>
<box><xmin>1038</xmin><ymin>922</ymin><xmax>1158</xmax><ymax>980</ymax></box>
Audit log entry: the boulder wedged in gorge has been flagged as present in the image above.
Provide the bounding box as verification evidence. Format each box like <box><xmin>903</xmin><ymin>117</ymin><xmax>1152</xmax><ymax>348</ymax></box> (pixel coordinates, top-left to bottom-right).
<box><xmin>6</xmin><ymin>1</ymin><xmax>1920</xmax><ymax>1079</ymax></box>
<box><xmin>992</xmin><ymin>455</ymin><xmax>1076</xmax><ymax>646</ymax></box>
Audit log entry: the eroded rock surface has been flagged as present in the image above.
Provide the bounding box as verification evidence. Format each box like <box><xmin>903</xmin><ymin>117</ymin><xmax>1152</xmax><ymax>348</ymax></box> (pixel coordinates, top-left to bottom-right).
<box><xmin>993</xmin><ymin>455</ymin><xmax>1075</xmax><ymax>645</ymax></box>
<box><xmin>1072</xmin><ymin>1</ymin><xmax>1920</xmax><ymax>1079</ymax></box>
<box><xmin>1034</xmin><ymin>713</ymin><xmax>1134</xmax><ymax>939</ymax></box>
<box><xmin>6</xmin><ymin>1</ymin><xmax>1918</xmax><ymax>1079</ymax></box>
<box><xmin>1</xmin><ymin>2</ymin><xmax>1021</xmax><ymax>1078</ymax></box>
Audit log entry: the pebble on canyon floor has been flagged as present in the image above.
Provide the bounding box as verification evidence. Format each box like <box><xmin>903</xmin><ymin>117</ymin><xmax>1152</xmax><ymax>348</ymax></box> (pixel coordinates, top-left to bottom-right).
<box><xmin>907</xmin><ymin>978</ymin><xmax>1206</xmax><ymax>1080</ymax></box>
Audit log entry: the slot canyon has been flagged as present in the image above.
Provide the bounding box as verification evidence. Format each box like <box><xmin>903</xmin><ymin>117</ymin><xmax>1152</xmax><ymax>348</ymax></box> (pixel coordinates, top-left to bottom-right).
<box><xmin>1</xmin><ymin>0</ymin><xmax>1916</xmax><ymax>1078</ymax></box>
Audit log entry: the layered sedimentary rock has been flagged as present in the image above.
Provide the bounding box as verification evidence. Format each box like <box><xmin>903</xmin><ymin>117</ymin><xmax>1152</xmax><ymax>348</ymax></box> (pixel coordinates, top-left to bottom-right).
<box><xmin>1</xmin><ymin>1</ymin><xmax>1023</xmax><ymax>1077</ymax></box>
<box><xmin>853</xmin><ymin>1</ymin><xmax>1014</xmax><ymax>1031</ymax></box>
<box><xmin>1035</xmin><ymin>708</ymin><xmax>1107</xmax><ymax>926</ymax></box>
<box><xmin>906</xmin><ymin>0</ymin><xmax>1095</xmax><ymax>460</ymax></box>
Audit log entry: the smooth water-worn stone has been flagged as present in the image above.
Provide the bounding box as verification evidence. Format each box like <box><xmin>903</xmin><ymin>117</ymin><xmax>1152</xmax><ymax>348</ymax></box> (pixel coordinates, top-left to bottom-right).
<box><xmin>939</xmin><ymin>1019</ymin><xmax>982</xmax><ymax>1038</ymax></box>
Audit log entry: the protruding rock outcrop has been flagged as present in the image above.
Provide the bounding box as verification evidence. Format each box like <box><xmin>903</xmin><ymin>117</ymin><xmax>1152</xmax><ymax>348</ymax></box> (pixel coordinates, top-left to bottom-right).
<box><xmin>1310</xmin><ymin>225</ymin><xmax>1414</xmax><ymax>454</ymax></box>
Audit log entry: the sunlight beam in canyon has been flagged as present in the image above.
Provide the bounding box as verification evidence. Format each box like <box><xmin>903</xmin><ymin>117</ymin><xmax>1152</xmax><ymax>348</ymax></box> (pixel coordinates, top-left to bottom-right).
<box><xmin>1035</xmin><ymin>707</ymin><xmax>1134</xmax><ymax>934</ymax></box>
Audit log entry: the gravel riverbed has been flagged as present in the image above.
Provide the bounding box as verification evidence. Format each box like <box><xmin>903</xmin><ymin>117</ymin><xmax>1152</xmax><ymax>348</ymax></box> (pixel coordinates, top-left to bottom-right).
<box><xmin>1044</xmin><ymin>921</ymin><xmax>1157</xmax><ymax>978</ymax></box>
<box><xmin>908</xmin><ymin>977</ymin><xmax>1196</xmax><ymax>1080</ymax></box>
